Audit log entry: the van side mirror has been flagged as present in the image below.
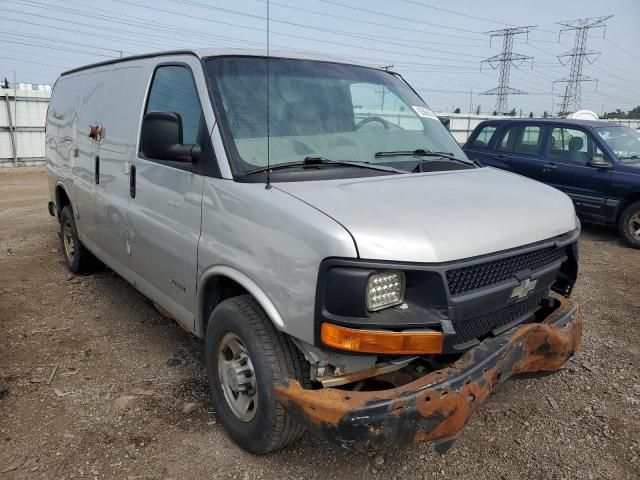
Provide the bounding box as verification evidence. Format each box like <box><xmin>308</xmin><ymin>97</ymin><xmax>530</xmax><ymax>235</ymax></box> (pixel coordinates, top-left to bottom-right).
<box><xmin>140</xmin><ymin>111</ymin><xmax>200</xmax><ymax>163</ymax></box>
<box><xmin>587</xmin><ymin>154</ymin><xmax>612</xmax><ymax>169</ymax></box>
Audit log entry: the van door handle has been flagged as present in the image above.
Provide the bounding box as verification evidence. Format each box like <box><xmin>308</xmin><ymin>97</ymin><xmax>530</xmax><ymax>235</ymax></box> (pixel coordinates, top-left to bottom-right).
<box><xmin>130</xmin><ymin>164</ymin><xmax>136</xmax><ymax>198</ymax></box>
<box><xmin>542</xmin><ymin>163</ymin><xmax>557</xmax><ymax>172</ymax></box>
<box><xmin>89</xmin><ymin>124</ymin><xmax>102</xmax><ymax>140</ymax></box>
<box><xmin>95</xmin><ymin>156</ymin><xmax>100</xmax><ymax>184</ymax></box>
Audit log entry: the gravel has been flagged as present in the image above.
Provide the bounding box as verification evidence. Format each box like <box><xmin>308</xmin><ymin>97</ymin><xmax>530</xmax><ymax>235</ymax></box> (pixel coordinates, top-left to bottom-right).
<box><xmin>1</xmin><ymin>167</ymin><xmax>639</xmax><ymax>479</ymax></box>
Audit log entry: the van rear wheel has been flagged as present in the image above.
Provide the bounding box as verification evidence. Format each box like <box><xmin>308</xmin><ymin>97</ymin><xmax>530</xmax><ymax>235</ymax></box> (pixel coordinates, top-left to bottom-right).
<box><xmin>618</xmin><ymin>201</ymin><xmax>640</xmax><ymax>249</ymax></box>
<box><xmin>59</xmin><ymin>206</ymin><xmax>100</xmax><ymax>273</ymax></box>
<box><xmin>205</xmin><ymin>294</ymin><xmax>309</xmax><ymax>454</ymax></box>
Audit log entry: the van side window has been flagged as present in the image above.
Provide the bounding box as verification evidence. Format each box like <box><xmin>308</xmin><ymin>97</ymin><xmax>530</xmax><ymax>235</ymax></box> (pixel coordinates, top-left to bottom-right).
<box><xmin>471</xmin><ymin>125</ymin><xmax>497</xmax><ymax>148</ymax></box>
<box><xmin>548</xmin><ymin>127</ymin><xmax>593</xmax><ymax>164</ymax></box>
<box><xmin>513</xmin><ymin>126</ymin><xmax>541</xmax><ymax>155</ymax></box>
<box><xmin>146</xmin><ymin>66</ymin><xmax>202</xmax><ymax>145</ymax></box>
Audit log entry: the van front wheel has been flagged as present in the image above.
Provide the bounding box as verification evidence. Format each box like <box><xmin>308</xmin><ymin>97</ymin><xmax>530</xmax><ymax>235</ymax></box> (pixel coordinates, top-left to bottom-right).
<box><xmin>618</xmin><ymin>201</ymin><xmax>640</xmax><ymax>249</ymax></box>
<box><xmin>205</xmin><ymin>295</ymin><xmax>309</xmax><ymax>454</ymax></box>
<box><xmin>59</xmin><ymin>206</ymin><xmax>100</xmax><ymax>273</ymax></box>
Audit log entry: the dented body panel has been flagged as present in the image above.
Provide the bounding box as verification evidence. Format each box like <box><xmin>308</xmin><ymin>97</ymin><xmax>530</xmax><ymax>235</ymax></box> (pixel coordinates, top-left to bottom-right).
<box><xmin>275</xmin><ymin>296</ymin><xmax>581</xmax><ymax>451</ymax></box>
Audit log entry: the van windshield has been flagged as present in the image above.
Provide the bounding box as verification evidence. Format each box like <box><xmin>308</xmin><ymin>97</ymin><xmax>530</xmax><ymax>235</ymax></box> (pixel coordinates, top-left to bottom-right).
<box><xmin>595</xmin><ymin>126</ymin><xmax>640</xmax><ymax>163</ymax></box>
<box><xmin>205</xmin><ymin>57</ymin><xmax>467</xmax><ymax>178</ymax></box>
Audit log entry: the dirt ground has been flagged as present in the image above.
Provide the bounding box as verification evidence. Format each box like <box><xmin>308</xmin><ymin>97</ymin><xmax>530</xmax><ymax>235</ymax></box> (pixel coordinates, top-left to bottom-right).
<box><xmin>0</xmin><ymin>167</ymin><xmax>638</xmax><ymax>480</ymax></box>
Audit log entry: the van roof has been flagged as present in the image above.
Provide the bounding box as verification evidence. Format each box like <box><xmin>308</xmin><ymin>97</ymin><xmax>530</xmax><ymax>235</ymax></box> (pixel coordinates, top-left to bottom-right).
<box><xmin>60</xmin><ymin>48</ymin><xmax>372</xmax><ymax>76</ymax></box>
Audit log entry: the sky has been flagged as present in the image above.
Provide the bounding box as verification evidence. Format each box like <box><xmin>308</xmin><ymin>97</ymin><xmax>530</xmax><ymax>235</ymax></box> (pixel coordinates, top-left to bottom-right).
<box><xmin>1</xmin><ymin>0</ymin><xmax>638</xmax><ymax>116</ymax></box>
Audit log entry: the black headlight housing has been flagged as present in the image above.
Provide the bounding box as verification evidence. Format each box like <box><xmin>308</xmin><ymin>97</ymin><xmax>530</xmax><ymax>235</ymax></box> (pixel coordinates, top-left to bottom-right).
<box><xmin>318</xmin><ymin>258</ymin><xmax>448</xmax><ymax>329</ymax></box>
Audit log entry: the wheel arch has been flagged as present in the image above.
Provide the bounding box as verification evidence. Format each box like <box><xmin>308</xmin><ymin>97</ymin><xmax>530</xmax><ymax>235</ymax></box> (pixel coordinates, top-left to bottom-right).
<box><xmin>196</xmin><ymin>266</ymin><xmax>286</xmax><ymax>338</ymax></box>
<box><xmin>54</xmin><ymin>181</ymin><xmax>73</xmax><ymax>218</ymax></box>
<box><xmin>616</xmin><ymin>192</ymin><xmax>640</xmax><ymax>223</ymax></box>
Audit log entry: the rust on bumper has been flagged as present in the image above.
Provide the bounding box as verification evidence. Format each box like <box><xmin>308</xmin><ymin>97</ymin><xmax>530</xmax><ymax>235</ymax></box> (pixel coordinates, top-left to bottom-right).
<box><xmin>275</xmin><ymin>296</ymin><xmax>581</xmax><ymax>451</ymax></box>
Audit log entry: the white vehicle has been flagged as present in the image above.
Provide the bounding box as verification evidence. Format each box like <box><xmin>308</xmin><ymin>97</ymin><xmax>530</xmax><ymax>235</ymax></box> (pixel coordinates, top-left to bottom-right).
<box><xmin>47</xmin><ymin>50</ymin><xmax>582</xmax><ymax>454</ymax></box>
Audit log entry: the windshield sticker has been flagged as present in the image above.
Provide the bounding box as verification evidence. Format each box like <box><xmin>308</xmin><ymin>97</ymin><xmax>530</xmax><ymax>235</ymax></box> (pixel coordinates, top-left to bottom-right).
<box><xmin>412</xmin><ymin>106</ymin><xmax>439</xmax><ymax>120</ymax></box>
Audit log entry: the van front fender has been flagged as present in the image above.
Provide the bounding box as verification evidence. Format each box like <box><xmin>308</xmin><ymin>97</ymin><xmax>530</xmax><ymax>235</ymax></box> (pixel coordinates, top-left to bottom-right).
<box><xmin>195</xmin><ymin>265</ymin><xmax>286</xmax><ymax>337</ymax></box>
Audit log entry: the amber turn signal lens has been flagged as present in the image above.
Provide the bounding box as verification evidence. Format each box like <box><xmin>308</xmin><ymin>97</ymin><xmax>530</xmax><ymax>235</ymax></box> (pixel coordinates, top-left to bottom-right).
<box><xmin>320</xmin><ymin>323</ymin><xmax>444</xmax><ymax>354</ymax></box>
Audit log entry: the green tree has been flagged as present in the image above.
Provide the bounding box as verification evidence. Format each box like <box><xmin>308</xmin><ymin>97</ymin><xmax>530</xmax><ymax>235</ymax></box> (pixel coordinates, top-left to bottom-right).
<box><xmin>529</xmin><ymin>112</ymin><xmax>534</xmax><ymax>118</ymax></box>
<box><xmin>492</xmin><ymin>110</ymin><xmax>498</xmax><ymax>116</ymax></box>
<box><xmin>454</xmin><ymin>107</ymin><xmax>461</xmax><ymax>114</ymax></box>
<box><xmin>508</xmin><ymin>108</ymin><xmax>517</xmax><ymax>117</ymax></box>
<box><xmin>627</xmin><ymin>106</ymin><xmax>640</xmax><ymax>119</ymax></box>
<box><xmin>543</xmin><ymin>111</ymin><xmax>550</xmax><ymax>118</ymax></box>
<box><xmin>475</xmin><ymin>104</ymin><xmax>481</xmax><ymax>115</ymax></box>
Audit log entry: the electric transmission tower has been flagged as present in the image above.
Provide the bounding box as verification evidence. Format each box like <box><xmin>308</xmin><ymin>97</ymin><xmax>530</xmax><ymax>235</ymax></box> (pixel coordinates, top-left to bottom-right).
<box><xmin>554</xmin><ymin>16</ymin><xmax>613</xmax><ymax>114</ymax></box>
<box><xmin>480</xmin><ymin>26</ymin><xmax>535</xmax><ymax>114</ymax></box>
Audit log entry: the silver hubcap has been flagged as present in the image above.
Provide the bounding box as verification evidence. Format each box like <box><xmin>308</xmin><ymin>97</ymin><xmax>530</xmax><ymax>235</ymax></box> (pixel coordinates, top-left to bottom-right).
<box><xmin>62</xmin><ymin>220</ymin><xmax>76</xmax><ymax>263</ymax></box>
<box><xmin>217</xmin><ymin>332</ymin><xmax>258</xmax><ymax>422</ymax></box>
<box><xmin>629</xmin><ymin>212</ymin><xmax>640</xmax><ymax>241</ymax></box>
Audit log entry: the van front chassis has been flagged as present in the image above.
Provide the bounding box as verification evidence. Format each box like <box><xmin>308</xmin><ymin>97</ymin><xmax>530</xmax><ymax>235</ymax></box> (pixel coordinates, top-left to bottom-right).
<box><xmin>275</xmin><ymin>296</ymin><xmax>581</xmax><ymax>452</ymax></box>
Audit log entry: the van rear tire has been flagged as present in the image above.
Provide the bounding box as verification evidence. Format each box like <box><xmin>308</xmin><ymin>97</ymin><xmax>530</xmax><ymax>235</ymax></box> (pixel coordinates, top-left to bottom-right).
<box><xmin>59</xmin><ymin>206</ymin><xmax>101</xmax><ymax>273</ymax></box>
<box><xmin>618</xmin><ymin>201</ymin><xmax>640</xmax><ymax>250</ymax></box>
<box><xmin>205</xmin><ymin>294</ymin><xmax>310</xmax><ymax>454</ymax></box>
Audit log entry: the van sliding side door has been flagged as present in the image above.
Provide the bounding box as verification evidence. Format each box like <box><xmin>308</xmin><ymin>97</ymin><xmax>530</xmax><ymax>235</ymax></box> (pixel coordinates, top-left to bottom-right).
<box><xmin>93</xmin><ymin>64</ymin><xmax>147</xmax><ymax>272</ymax></box>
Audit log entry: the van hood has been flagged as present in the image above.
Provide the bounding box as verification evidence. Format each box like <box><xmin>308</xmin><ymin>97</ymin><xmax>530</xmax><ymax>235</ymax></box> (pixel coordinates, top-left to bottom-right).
<box><xmin>275</xmin><ymin>167</ymin><xmax>578</xmax><ymax>263</ymax></box>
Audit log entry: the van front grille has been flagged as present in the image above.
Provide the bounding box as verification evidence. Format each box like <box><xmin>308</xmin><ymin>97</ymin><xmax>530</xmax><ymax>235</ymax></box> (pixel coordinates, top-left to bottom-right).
<box><xmin>446</xmin><ymin>246</ymin><xmax>568</xmax><ymax>297</ymax></box>
<box><xmin>452</xmin><ymin>289</ymin><xmax>547</xmax><ymax>345</ymax></box>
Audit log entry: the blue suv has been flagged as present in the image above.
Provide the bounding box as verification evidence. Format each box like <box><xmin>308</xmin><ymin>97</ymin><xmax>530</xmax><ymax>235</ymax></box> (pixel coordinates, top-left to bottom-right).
<box><xmin>463</xmin><ymin>119</ymin><xmax>640</xmax><ymax>249</ymax></box>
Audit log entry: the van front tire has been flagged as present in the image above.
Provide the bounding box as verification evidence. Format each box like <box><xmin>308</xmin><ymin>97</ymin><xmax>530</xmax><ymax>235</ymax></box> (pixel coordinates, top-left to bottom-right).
<box><xmin>59</xmin><ymin>206</ymin><xmax>100</xmax><ymax>273</ymax></box>
<box><xmin>618</xmin><ymin>201</ymin><xmax>640</xmax><ymax>249</ymax></box>
<box><xmin>205</xmin><ymin>295</ymin><xmax>309</xmax><ymax>454</ymax></box>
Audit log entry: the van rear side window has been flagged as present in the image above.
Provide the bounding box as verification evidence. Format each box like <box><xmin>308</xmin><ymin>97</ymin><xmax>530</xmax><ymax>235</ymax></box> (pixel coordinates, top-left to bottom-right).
<box><xmin>146</xmin><ymin>66</ymin><xmax>202</xmax><ymax>145</ymax></box>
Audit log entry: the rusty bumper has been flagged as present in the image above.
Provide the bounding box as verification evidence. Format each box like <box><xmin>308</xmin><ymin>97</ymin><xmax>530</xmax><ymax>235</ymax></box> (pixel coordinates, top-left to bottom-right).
<box><xmin>275</xmin><ymin>297</ymin><xmax>581</xmax><ymax>451</ymax></box>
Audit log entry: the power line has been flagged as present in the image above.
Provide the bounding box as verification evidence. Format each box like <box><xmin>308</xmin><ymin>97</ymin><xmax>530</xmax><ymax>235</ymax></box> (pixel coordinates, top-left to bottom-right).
<box><xmin>554</xmin><ymin>16</ymin><xmax>613</xmax><ymax>113</ymax></box>
<box><xmin>107</xmin><ymin>0</ymin><xmax>485</xmax><ymax>64</ymax></box>
<box><xmin>168</xmin><ymin>0</ymin><xmax>484</xmax><ymax>58</ymax></box>
<box><xmin>252</xmin><ymin>0</ymin><xmax>489</xmax><ymax>48</ymax></box>
<box><xmin>398</xmin><ymin>0</ymin><xmax>515</xmax><ymax>27</ymax></box>
<box><xmin>605</xmin><ymin>38</ymin><xmax>640</xmax><ymax>62</ymax></box>
<box><xmin>480</xmin><ymin>26</ymin><xmax>535</xmax><ymax>113</ymax></box>
<box><xmin>316</xmin><ymin>0</ymin><xmax>486</xmax><ymax>38</ymax></box>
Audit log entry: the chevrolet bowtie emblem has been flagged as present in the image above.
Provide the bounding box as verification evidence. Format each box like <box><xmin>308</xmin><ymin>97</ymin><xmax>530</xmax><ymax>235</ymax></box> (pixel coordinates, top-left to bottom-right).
<box><xmin>511</xmin><ymin>278</ymin><xmax>537</xmax><ymax>300</ymax></box>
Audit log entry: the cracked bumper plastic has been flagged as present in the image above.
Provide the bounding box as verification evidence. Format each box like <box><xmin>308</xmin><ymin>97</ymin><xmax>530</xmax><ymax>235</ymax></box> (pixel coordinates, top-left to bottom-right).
<box><xmin>275</xmin><ymin>296</ymin><xmax>581</xmax><ymax>451</ymax></box>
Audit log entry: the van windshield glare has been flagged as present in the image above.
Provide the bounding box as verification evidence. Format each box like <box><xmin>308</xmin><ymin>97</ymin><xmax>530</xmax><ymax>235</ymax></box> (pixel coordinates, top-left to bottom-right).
<box><xmin>205</xmin><ymin>57</ymin><xmax>467</xmax><ymax>177</ymax></box>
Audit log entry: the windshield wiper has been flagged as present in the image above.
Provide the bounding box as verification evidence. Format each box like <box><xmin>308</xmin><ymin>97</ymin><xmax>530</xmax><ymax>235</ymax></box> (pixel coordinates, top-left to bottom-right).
<box><xmin>245</xmin><ymin>156</ymin><xmax>406</xmax><ymax>175</ymax></box>
<box><xmin>375</xmin><ymin>148</ymin><xmax>472</xmax><ymax>165</ymax></box>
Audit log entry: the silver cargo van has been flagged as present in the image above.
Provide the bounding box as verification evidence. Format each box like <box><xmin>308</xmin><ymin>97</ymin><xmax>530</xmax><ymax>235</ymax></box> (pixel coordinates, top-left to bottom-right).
<box><xmin>46</xmin><ymin>49</ymin><xmax>582</xmax><ymax>454</ymax></box>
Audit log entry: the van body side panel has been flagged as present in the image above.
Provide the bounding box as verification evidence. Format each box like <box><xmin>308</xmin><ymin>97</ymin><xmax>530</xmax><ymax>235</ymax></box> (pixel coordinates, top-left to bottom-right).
<box><xmin>73</xmin><ymin>69</ymin><xmax>110</xmax><ymax>241</ymax></box>
<box><xmin>46</xmin><ymin>73</ymin><xmax>86</xmax><ymax>214</ymax></box>
<box><xmin>94</xmin><ymin>64</ymin><xmax>147</xmax><ymax>268</ymax></box>
<box><xmin>197</xmin><ymin>179</ymin><xmax>358</xmax><ymax>343</ymax></box>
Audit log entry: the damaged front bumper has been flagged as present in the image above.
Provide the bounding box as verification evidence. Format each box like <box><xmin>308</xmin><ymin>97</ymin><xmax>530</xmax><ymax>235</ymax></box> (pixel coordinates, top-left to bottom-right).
<box><xmin>275</xmin><ymin>296</ymin><xmax>581</xmax><ymax>452</ymax></box>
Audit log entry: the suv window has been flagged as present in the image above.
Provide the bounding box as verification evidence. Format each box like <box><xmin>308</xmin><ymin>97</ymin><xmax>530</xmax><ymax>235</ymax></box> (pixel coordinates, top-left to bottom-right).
<box><xmin>146</xmin><ymin>65</ymin><xmax>202</xmax><ymax>146</ymax></box>
<box><xmin>471</xmin><ymin>125</ymin><xmax>497</xmax><ymax>148</ymax></box>
<box><xmin>497</xmin><ymin>125</ymin><xmax>517</xmax><ymax>152</ymax></box>
<box><xmin>548</xmin><ymin>127</ymin><xmax>594</xmax><ymax>164</ymax></box>
<box><xmin>497</xmin><ymin>124</ymin><xmax>542</xmax><ymax>155</ymax></box>
<box><xmin>514</xmin><ymin>126</ymin><xmax>542</xmax><ymax>155</ymax></box>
